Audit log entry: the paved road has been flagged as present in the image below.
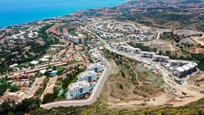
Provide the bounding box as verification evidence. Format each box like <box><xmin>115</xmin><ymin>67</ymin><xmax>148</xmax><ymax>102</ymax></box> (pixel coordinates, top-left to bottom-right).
<box><xmin>1</xmin><ymin>61</ymin><xmax>84</xmax><ymax>79</ymax></box>
<box><xmin>40</xmin><ymin>51</ymin><xmax>112</xmax><ymax>109</ymax></box>
<box><xmin>85</xmin><ymin>22</ymin><xmax>194</xmax><ymax>97</ymax></box>
<box><xmin>85</xmin><ymin>22</ymin><xmax>204</xmax><ymax>106</ymax></box>
<box><xmin>105</xmin><ymin>44</ymin><xmax>204</xmax><ymax>98</ymax></box>
<box><xmin>0</xmin><ymin>61</ymin><xmax>66</xmax><ymax>78</ymax></box>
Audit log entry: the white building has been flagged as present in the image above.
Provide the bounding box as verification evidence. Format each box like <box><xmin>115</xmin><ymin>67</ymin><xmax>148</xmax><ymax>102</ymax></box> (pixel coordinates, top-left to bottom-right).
<box><xmin>9</xmin><ymin>63</ymin><xmax>18</xmax><ymax>68</ymax></box>
<box><xmin>187</xmin><ymin>62</ymin><xmax>198</xmax><ymax>72</ymax></box>
<box><xmin>133</xmin><ymin>48</ymin><xmax>141</xmax><ymax>54</ymax></box>
<box><xmin>65</xmin><ymin>33</ymin><xmax>84</xmax><ymax>44</ymax></box>
<box><xmin>39</xmin><ymin>55</ymin><xmax>50</xmax><ymax>62</ymax></box>
<box><xmin>78</xmin><ymin>70</ymin><xmax>97</xmax><ymax>82</ymax></box>
<box><xmin>68</xmin><ymin>81</ymin><xmax>90</xmax><ymax>98</ymax></box>
<box><xmin>87</xmin><ymin>63</ymin><xmax>104</xmax><ymax>73</ymax></box>
<box><xmin>168</xmin><ymin>60</ymin><xmax>186</xmax><ymax>67</ymax></box>
<box><xmin>89</xmin><ymin>49</ymin><xmax>105</xmax><ymax>64</ymax></box>
<box><xmin>116</xmin><ymin>44</ymin><xmax>134</xmax><ymax>53</ymax></box>
<box><xmin>140</xmin><ymin>51</ymin><xmax>155</xmax><ymax>58</ymax></box>
<box><xmin>39</xmin><ymin>58</ymin><xmax>49</xmax><ymax>62</ymax></box>
<box><xmin>174</xmin><ymin>62</ymin><xmax>198</xmax><ymax>77</ymax></box>
<box><xmin>30</xmin><ymin>60</ymin><xmax>39</xmax><ymax>65</ymax></box>
<box><xmin>102</xmin><ymin>32</ymin><xmax>124</xmax><ymax>39</ymax></box>
<box><xmin>115</xmin><ymin>44</ymin><xmax>141</xmax><ymax>54</ymax></box>
<box><xmin>127</xmin><ymin>34</ymin><xmax>146</xmax><ymax>41</ymax></box>
<box><xmin>174</xmin><ymin>67</ymin><xmax>185</xmax><ymax>77</ymax></box>
<box><xmin>153</xmin><ymin>55</ymin><xmax>169</xmax><ymax>62</ymax></box>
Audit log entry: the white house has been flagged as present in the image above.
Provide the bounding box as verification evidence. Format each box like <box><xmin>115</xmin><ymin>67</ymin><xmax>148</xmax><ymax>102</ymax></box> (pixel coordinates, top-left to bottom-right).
<box><xmin>65</xmin><ymin>33</ymin><xmax>84</xmax><ymax>44</ymax></box>
<box><xmin>174</xmin><ymin>67</ymin><xmax>185</xmax><ymax>77</ymax></box>
<box><xmin>187</xmin><ymin>62</ymin><xmax>197</xmax><ymax>72</ymax></box>
<box><xmin>78</xmin><ymin>70</ymin><xmax>97</xmax><ymax>82</ymax></box>
<box><xmin>168</xmin><ymin>60</ymin><xmax>187</xmax><ymax>67</ymax></box>
<box><xmin>116</xmin><ymin>44</ymin><xmax>134</xmax><ymax>53</ymax></box>
<box><xmin>9</xmin><ymin>63</ymin><xmax>18</xmax><ymax>68</ymax></box>
<box><xmin>140</xmin><ymin>51</ymin><xmax>155</xmax><ymax>58</ymax></box>
<box><xmin>87</xmin><ymin>63</ymin><xmax>104</xmax><ymax>73</ymax></box>
<box><xmin>153</xmin><ymin>55</ymin><xmax>169</xmax><ymax>62</ymax></box>
<box><xmin>68</xmin><ymin>81</ymin><xmax>90</xmax><ymax>98</ymax></box>
<box><xmin>30</xmin><ymin>60</ymin><xmax>39</xmax><ymax>65</ymax></box>
<box><xmin>89</xmin><ymin>49</ymin><xmax>105</xmax><ymax>64</ymax></box>
<box><xmin>102</xmin><ymin>32</ymin><xmax>124</xmax><ymax>39</ymax></box>
<box><xmin>133</xmin><ymin>48</ymin><xmax>141</xmax><ymax>54</ymax></box>
<box><xmin>174</xmin><ymin>62</ymin><xmax>198</xmax><ymax>77</ymax></box>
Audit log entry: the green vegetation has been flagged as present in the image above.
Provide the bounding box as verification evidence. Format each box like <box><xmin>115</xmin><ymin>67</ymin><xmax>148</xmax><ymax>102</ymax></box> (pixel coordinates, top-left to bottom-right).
<box><xmin>9</xmin><ymin>84</ymin><xmax>19</xmax><ymax>92</ymax></box>
<box><xmin>42</xmin><ymin>66</ymin><xmax>85</xmax><ymax>102</ymax></box>
<box><xmin>44</xmin><ymin>66</ymin><xmax>65</xmax><ymax>77</ymax></box>
<box><xmin>0</xmin><ymin>77</ymin><xmax>20</xmax><ymax>95</ymax></box>
<box><xmin>103</xmin><ymin>49</ymin><xmax>138</xmax><ymax>85</ymax></box>
<box><xmin>0</xmin><ymin>98</ymin><xmax>40</xmax><ymax>114</ymax></box>
<box><xmin>0</xmin><ymin>77</ymin><xmax>11</xmax><ymax>96</ymax></box>
<box><xmin>6</xmin><ymin>97</ymin><xmax>203</xmax><ymax>115</ymax></box>
<box><xmin>196</xmin><ymin>21</ymin><xmax>204</xmax><ymax>32</ymax></box>
<box><xmin>42</xmin><ymin>87</ymin><xmax>59</xmax><ymax>104</ymax></box>
<box><xmin>63</xmin><ymin>67</ymin><xmax>84</xmax><ymax>89</ymax></box>
<box><xmin>128</xmin><ymin>42</ymin><xmax>156</xmax><ymax>52</ymax></box>
<box><xmin>0</xmin><ymin>24</ymin><xmax>59</xmax><ymax>75</ymax></box>
<box><xmin>177</xmin><ymin>53</ymin><xmax>204</xmax><ymax>71</ymax></box>
<box><xmin>36</xmin><ymin>78</ymin><xmax>49</xmax><ymax>98</ymax></box>
<box><xmin>58</xmin><ymin>66</ymin><xmax>85</xmax><ymax>98</ymax></box>
<box><xmin>34</xmin><ymin>24</ymin><xmax>59</xmax><ymax>54</ymax></box>
<box><xmin>129</xmin><ymin>41</ymin><xmax>204</xmax><ymax>71</ymax></box>
<box><xmin>160</xmin><ymin>31</ymin><xmax>182</xmax><ymax>43</ymax></box>
<box><xmin>116</xmin><ymin>83</ymin><xmax>124</xmax><ymax>90</ymax></box>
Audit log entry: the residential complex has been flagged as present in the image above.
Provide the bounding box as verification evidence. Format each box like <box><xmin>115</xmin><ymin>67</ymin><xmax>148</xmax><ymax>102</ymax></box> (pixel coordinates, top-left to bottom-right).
<box><xmin>1</xmin><ymin>4</ymin><xmax>204</xmax><ymax>113</ymax></box>
<box><xmin>77</xmin><ymin>70</ymin><xmax>97</xmax><ymax>83</ymax></box>
<box><xmin>112</xmin><ymin>43</ymin><xmax>198</xmax><ymax>78</ymax></box>
<box><xmin>68</xmin><ymin>81</ymin><xmax>90</xmax><ymax>98</ymax></box>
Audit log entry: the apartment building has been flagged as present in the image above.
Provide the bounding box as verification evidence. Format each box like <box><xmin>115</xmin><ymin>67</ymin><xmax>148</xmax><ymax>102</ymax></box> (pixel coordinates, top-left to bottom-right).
<box><xmin>68</xmin><ymin>81</ymin><xmax>90</xmax><ymax>98</ymax></box>
<box><xmin>87</xmin><ymin>63</ymin><xmax>105</xmax><ymax>73</ymax></box>
<box><xmin>78</xmin><ymin>70</ymin><xmax>97</xmax><ymax>82</ymax></box>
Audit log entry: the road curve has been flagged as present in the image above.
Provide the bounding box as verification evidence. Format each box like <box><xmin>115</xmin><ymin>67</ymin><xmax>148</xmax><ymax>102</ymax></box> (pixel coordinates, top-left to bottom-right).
<box><xmin>40</xmin><ymin>58</ymin><xmax>111</xmax><ymax>109</ymax></box>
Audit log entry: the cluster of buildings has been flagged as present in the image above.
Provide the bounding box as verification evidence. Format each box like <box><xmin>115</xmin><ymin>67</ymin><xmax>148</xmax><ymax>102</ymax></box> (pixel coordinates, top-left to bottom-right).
<box><xmin>60</xmin><ymin>25</ymin><xmax>85</xmax><ymax>45</ymax></box>
<box><xmin>51</xmin><ymin>43</ymin><xmax>88</xmax><ymax>64</ymax></box>
<box><xmin>101</xmin><ymin>32</ymin><xmax>124</xmax><ymax>40</ymax></box>
<box><xmin>127</xmin><ymin>34</ymin><xmax>155</xmax><ymax>42</ymax></box>
<box><xmin>47</xmin><ymin>23</ymin><xmax>63</xmax><ymax>38</ymax></box>
<box><xmin>30</xmin><ymin>55</ymin><xmax>51</xmax><ymax>66</ymax></box>
<box><xmin>167</xmin><ymin>60</ymin><xmax>198</xmax><ymax>78</ymax></box>
<box><xmin>106</xmin><ymin>21</ymin><xmax>141</xmax><ymax>33</ymax></box>
<box><xmin>113</xmin><ymin>43</ymin><xmax>198</xmax><ymax>78</ymax></box>
<box><xmin>0</xmin><ymin>75</ymin><xmax>47</xmax><ymax>103</ymax></box>
<box><xmin>21</xmin><ymin>76</ymin><xmax>47</xmax><ymax>99</ymax></box>
<box><xmin>64</xmin><ymin>32</ymin><xmax>85</xmax><ymax>44</ymax></box>
<box><xmin>0</xmin><ymin>74</ymin><xmax>31</xmax><ymax>103</ymax></box>
<box><xmin>67</xmin><ymin>49</ymin><xmax>105</xmax><ymax>99</ymax></box>
<box><xmin>40</xmin><ymin>76</ymin><xmax>58</xmax><ymax>100</ymax></box>
<box><xmin>90</xmin><ymin>20</ymin><xmax>155</xmax><ymax>42</ymax></box>
<box><xmin>1</xmin><ymin>22</ymin><xmax>56</xmax><ymax>73</ymax></box>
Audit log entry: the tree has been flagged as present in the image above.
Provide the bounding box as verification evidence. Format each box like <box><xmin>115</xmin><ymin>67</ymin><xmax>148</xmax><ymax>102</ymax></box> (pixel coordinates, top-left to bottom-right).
<box><xmin>0</xmin><ymin>99</ymin><xmax>40</xmax><ymax>114</ymax></box>
<box><xmin>0</xmin><ymin>77</ymin><xmax>11</xmax><ymax>96</ymax></box>
<box><xmin>9</xmin><ymin>84</ymin><xmax>19</xmax><ymax>92</ymax></box>
<box><xmin>42</xmin><ymin>87</ymin><xmax>58</xmax><ymax>104</ymax></box>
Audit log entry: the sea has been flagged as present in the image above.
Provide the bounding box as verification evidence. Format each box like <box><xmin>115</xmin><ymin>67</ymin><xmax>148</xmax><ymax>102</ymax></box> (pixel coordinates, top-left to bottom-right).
<box><xmin>0</xmin><ymin>0</ymin><xmax>125</xmax><ymax>28</ymax></box>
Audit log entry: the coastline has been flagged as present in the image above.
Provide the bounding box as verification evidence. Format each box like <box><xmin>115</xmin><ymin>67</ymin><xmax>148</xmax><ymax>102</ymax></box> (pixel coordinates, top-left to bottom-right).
<box><xmin>0</xmin><ymin>0</ymin><xmax>127</xmax><ymax>29</ymax></box>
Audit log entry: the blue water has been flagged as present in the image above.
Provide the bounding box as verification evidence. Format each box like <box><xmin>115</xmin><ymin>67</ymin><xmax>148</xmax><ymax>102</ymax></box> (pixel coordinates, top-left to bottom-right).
<box><xmin>0</xmin><ymin>0</ymin><xmax>125</xmax><ymax>28</ymax></box>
